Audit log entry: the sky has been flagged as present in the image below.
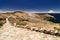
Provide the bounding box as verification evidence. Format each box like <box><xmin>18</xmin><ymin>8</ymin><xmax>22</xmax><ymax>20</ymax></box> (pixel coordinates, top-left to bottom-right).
<box><xmin>0</xmin><ymin>0</ymin><xmax>60</xmax><ymax>12</ymax></box>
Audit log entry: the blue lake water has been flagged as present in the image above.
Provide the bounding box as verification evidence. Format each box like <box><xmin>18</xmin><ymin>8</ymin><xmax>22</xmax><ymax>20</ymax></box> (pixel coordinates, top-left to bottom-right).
<box><xmin>49</xmin><ymin>14</ymin><xmax>60</xmax><ymax>23</ymax></box>
<box><xmin>36</xmin><ymin>13</ymin><xmax>60</xmax><ymax>23</ymax></box>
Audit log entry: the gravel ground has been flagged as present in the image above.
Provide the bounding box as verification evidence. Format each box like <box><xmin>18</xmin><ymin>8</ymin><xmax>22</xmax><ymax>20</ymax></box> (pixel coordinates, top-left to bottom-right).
<box><xmin>0</xmin><ymin>22</ymin><xmax>60</xmax><ymax>40</ymax></box>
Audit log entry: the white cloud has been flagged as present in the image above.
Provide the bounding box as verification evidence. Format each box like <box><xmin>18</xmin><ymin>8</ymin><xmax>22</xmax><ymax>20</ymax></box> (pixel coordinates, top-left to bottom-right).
<box><xmin>25</xmin><ymin>11</ymin><xmax>47</xmax><ymax>13</ymax></box>
<box><xmin>48</xmin><ymin>10</ymin><xmax>54</xmax><ymax>13</ymax></box>
<box><xmin>0</xmin><ymin>10</ymin><xmax>59</xmax><ymax>13</ymax></box>
<box><xmin>0</xmin><ymin>10</ymin><xmax>14</xmax><ymax>13</ymax></box>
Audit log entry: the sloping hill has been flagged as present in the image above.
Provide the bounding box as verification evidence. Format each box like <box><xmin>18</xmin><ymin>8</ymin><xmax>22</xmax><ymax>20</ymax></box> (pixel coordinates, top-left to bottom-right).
<box><xmin>0</xmin><ymin>11</ymin><xmax>60</xmax><ymax>33</ymax></box>
<box><xmin>0</xmin><ymin>21</ymin><xmax>60</xmax><ymax>40</ymax></box>
<box><xmin>0</xmin><ymin>11</ymin><xmax>60</xmax><ymax>40</ymax></box>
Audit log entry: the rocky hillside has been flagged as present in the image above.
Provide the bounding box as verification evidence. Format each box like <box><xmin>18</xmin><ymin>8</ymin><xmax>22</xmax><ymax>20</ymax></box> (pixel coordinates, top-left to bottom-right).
<box><xmin>0</xmin><ymin>21</ymin><xmax>60</xmax><ymax>40</ymax></box>
<box><xmin>0</xmin><ymin>11</ymin><xmax>60</xmax><ymax>30</ymax></box>
<box><xmin>0</xmin><ymin>11</ymin><xmax>60</xmax><ymax>40</ymax></box>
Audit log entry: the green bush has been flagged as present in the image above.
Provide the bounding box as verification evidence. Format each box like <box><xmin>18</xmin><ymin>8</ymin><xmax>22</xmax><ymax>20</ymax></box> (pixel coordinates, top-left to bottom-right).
<box><xmin>17</xmin><ymin>21</ymin><xmax>27</xmax><ymax>25</ymax></box>
<box><xmin>0</xmin><ymin>21</ymin><xmax>4</xmax><ymax>26</ymax></box>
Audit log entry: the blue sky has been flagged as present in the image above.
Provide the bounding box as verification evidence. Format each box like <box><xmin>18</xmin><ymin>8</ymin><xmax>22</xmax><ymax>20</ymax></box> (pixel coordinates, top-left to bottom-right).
<box><xmin>0</xmin><ymin>0</ymin><xmax>60</xmax><ymax>12</ymax></box>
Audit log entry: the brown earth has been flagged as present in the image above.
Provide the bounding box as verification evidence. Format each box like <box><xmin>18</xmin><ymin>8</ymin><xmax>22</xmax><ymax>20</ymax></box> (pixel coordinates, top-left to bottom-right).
<box><xmin>0</xmin><ymin>11</ymin><xmax>60</xmax><ymax>31</ymax></box>
<box><xmin>0</xmin><ymin>11</ymin><xmax>60</xmax><ymax>40</ymax></box>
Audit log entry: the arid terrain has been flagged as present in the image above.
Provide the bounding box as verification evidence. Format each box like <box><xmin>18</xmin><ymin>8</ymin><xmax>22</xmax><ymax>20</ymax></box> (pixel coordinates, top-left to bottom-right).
<box><xmin>0</xmin><ymin>11</ymin><xmax>60</xmax><ymax>40</ymax></box>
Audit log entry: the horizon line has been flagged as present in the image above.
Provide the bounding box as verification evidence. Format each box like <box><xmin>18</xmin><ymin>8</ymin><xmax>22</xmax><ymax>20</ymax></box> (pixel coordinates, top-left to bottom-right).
<box><xmin>0</xmin><ymin>10</ymin><xmax>60</xmax><ymax>13</ymax></box>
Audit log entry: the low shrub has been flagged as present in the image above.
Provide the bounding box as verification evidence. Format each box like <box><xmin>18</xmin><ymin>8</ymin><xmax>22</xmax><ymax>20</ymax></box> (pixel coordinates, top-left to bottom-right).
<box><xmin>54</xmin><ymin>27</ymin><xmax>60</xmax><ymax>31</ymax></box>
<box><xmin>0</xmin><ymin>21</ymin><xmax>4</xmax><ymax>26</ymax></box>
<box><xmin>17</xmin><ymin>21</ymin><xmax>27</xmax><ymax>25</ymax></box>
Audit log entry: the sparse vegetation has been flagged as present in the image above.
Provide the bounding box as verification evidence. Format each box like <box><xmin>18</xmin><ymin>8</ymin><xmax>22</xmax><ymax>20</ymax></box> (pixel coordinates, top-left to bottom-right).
<box><xmin>17</xmin><ymin>21</ymin><xmax>27</xmax><ymax>25</ymax></box>
<box><xmin>54</xmin><ymin>27</ymin><xmax>60</xmax><ymax>31</ymax></box>
<box><xmin>0</xmin><ymin>21</ymin><xmax>4</xmax><ymax>26</ymax></box>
